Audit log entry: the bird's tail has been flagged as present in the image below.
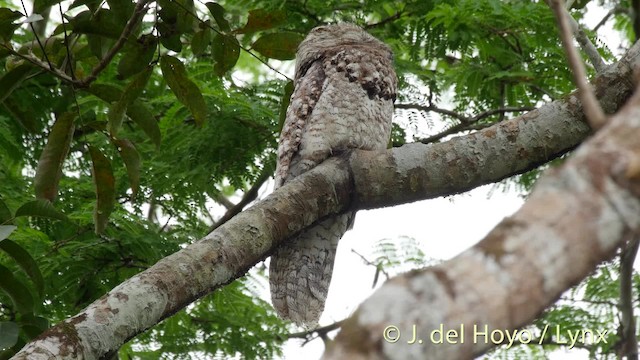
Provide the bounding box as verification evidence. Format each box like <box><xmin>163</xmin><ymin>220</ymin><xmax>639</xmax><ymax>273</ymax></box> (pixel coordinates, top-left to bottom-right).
<box><xmin>269</xmin><ymin>212</ymin><xmax>354</xmax><ymax>327</ymax></box>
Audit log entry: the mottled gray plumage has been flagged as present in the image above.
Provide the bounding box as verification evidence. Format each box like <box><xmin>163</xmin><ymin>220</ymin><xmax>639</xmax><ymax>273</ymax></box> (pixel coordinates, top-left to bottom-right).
<box><xmin>270</xmin><ymin>23</ymin><xmax>397</xmax><ymax>326</ymax></box>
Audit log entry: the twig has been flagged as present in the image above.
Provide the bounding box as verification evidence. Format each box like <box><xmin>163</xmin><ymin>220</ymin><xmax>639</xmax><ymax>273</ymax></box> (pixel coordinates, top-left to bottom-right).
<box><xmin>365</xmin><ymin>11</ymin><xmax>404</xmax><ymax>29</ymax></box>
<box><xmin>58</xmin><ymin>2</ymin><xmax>75</xmax><ymax>79</ymax></box>
<box><xmin>5</xmin><ymin>0</ymin><xmax>151</xmax><ymax>89</ymax></box>
<box><xmin>288</xmin><ymin>319</ymin><xmax>344</xmax><ymax>341</ymax></box>
<box><xmin>396</xmin><ymin>104</ymin><xmax>533</xmax><ymax>144</ymax></box>
<box><xmin>549</xmin><ymin>0</ymin><xmax>607</xmax><ymax>130</ymax></box>
<box><xmin>78</xmin><ymin>0</ymin><xmax>152</xmax><ymax>86</ymax></box>
<box><xmin>174</xmin><ymin>1</ymin><xmax>292</xmax><ymax>81</ymax></box>
<box><xmin>351</xmin><ymin>249</ymin><xmax>389</xmax><ymax>281</ymax></box>
<box><xmin>20</xmin><ymin>0</ymin><xmax>53</xmax><ymax>69</ymax></box>
<box><xmin>1</xmin><ymin>46</ymin><xmax>74</xmax><ymax>82</ymax></box>
<box><xmin>618</xmin><ymin>235</ymin><xmax>639</xmax><ymax>359</ymax></box>
<box><xmin>395</xmin><ymin>103</ymin><xmax>469</xmax><ymax>122</ymax></box>
<box><xmin>593</xmin><ymin>6</ymin><xmax>627</xmax><ymax>33</ymax></box>
<box><xmin>210</xmin><ymin>192</ymin><xmax>235</xmax><ymax>210</ymax></box>
<box><xmin>545</xmin><ymin>0</ymin><xmax>606</xmax><ymax>72</ymax></box>
<box><xmin>207</xmin><ymin>167</ymin><xmax>273</xmax><ymax>234</ymax></box>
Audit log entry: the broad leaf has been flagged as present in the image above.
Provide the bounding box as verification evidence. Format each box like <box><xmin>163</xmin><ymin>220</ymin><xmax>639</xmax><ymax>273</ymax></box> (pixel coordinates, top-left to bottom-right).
<box><xmin>89</xmin><ymin>146</ymin><xmax>115</xmax><ymax>234</ymax></box>
<box><xmin>0</xmin><ymin>198</ymin><xmax>11</xmax><ymax>224</ymax></box>
<box><xmin>70</xmin><ymin>9</ymin><xmax>123</xmax><ymax>39</ymax></box>
<box><xmin>160</xmin><ymin>55</ymin><xmax>207</xmax><ymax>126</ymax></box>
<box><xmin>212</xmin><ymin>33</ymin><xmax>240</xmax><ymax>76</ymax></box>
<box><xmin>0</xmin><ymin>239</ymin><xmax>44</xmax><ymax>298</ymax></box>
<box><xmin>205</xmin><ymin>2</ymin><xmax>230</xmax><ymax>32</ymax></box>
<box><xmin>0</xmin><ymin>8</ymin><xmax>22</xmax><ymax>42</ymax></box>
<box><xmin>15</xmin><ymin>200</ymin><xmax>68</xmax><ymax>221</ymax></box>
<box><xmin>236</xmin><ymin>9</ymin><xmax>287</xmax><ymax>34</ymax></box>
<box><xmin>34</xmin><ymin>112</ymin><xmax>75</xmax><ymax>202</ymax></box>
<box><xmin>251</xmin><ymin>32</ymin><xmax>304</xmax><ymax>60</ymax></box>
<box><xmin>0</xmin><ymin>64</ymin><xmax>36</xmax><ymax>103</ymax></box>
<box><xmin>109</xmin><ymin>67</ymin><xmax>153</xmax><ymax>137</ymax></box>
<box><xmin>117</xmin><ymin>35</ymin><xmax>157</xmax><ymax>80</ymax></box>
<box><xmin>157</xmin><ymin>22</ymin><xmax>182</xmax><ymax>52</ymax></box>
<box><xmin>128</xmin><ymin>102</ymin><xmax>161</xmax><ymax>149</ymax></box>
<box><xmin>107</xmin><ymin>101</ymin><xmax>127</xmax><ymax>138</ymax></box>
<box><xmin>33</xmin><ymin>0</ymin><xmax>62</xmax><ymax>12</ymax></box>
<box><xmin>192</xmin><ymin>27</ymin><xmax>212</xmax><ymax>56</ymax></box>
<box><xmin>113</xmin><ymin>139</ymin><xmax>141</xmax><ymax>200</ymax></box>
<box><xmin>0</xmin><ymin>264</ymin><xmax>34</xmax><ymax>315</ymax></box>
<box><xmin>0</xmin><ymin>322</ymin><xmax>19</xmax><ymax>350</ymax></box>
<box><xmin>106</xmin><ymin>0</ymin><xmax>134</xmax><ymax>25</ymax></box>
<box><xmin>86</xmin><ymin>84</ymin><xmax>161</xmax><ymax>148</ymax></box>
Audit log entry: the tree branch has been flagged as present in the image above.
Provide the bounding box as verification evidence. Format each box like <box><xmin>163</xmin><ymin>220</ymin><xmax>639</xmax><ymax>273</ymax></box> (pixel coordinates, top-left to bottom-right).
<box><xmin>11</xmin><ymin>37</ymin><xmax>640</xmax><ymax>360</ymax></box>
<box><xmin>550</xmin><ymin>0</ymin><xmax>607</xmax><ymax>130</ymax></box>
<box><xmin>288</xmin><ymin>320</ymin><xmax>344</xmax><ymax>341</ymax></box>
<box><xmin>365</xmin><ymin>11</ymin><xmax>404</xmax><ymax>29</ymax></box>
<box><xmin>77</xmin><ymin>0</ymin><xmax>151</xmax><ymax>87</ymax></box>
<box><xmin>618</xmin><ymin>236</ymin><xmax>639</xmax><ymax>359</ymax></box>
<box><xmin>5</xmin><ymin>0</ymin><xmax>151</xmax><ymax>89</ymax></box>
<box><xmin>324</xmin><ymin>64</ymin><xmax>640</xmax><ymax>360</ymax></box>
<box><xmin>207</xmin><ymin>167</ymin><xmax>273</xmax><ymax>233</ymax></box>
<box><xmin>394</xmin><ymin>105</ymin><xmax>533</xmax><ymax>144</ymax></box>
<box><xmin>545</xmin><ymin>0</ymin><xmax>606</xmax><ymax>72</ymax></box>
<box><xmin>593</xmin><ymin>6</ymin><xmax>628</xmax><ymax>33</ymax></box>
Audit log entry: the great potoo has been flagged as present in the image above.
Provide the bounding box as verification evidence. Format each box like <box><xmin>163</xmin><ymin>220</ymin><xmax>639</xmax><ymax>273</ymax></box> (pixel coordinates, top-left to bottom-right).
<box><xmin>270</xmin><ymin>23</ymin><xmax>397</xmax><ymax>326</ymax></box>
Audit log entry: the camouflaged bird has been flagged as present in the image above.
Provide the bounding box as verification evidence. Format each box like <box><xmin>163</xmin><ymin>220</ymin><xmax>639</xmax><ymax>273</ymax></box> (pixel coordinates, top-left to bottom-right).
<box><xmin>270</xmin><ymin>23</ymin><xmax>397</xmax><ymax>326</ymax></box>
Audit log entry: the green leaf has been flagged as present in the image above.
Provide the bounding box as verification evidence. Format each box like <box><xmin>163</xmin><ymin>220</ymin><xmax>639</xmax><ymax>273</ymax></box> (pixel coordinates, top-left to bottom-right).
<box><xmin>192</xmin><ymin>27</ymin><xmax>211</xmax><ymax>56</ymax></box>
<box><xmin>109</xmin><ymin>66</ymin><xmax>153</xmax><ymax>137</ymax></box>
<box><xmin>15</xmin><ymin>200</ymin><xmax>68</xmax><ymax>221</ymax></box>
<box><xmin>86</xmin><ymin>83</ymin><xmax>122</xmax><ymax>102</ymax></box>
<box><xmin>123</xmin><ymin>66</ymin><xmax>153</xmax><ymax>102</ymax></box>
<box><xmin>236</xmin><ymin>9</ymin><xmax>287</xmax><ymax>34</ymax></box>
<box><xmin>251</xmin><ymin>32</ymin><xmax>304</xmax><ymax>60</ymax></box>
<box><xmin>33</xmin><ymin>0</ymin><xmax>62</xmax><ymax>12</ymax></box>
<box><xmin>107</xmin><ymin>101</ymin><xmax>127</xmax><ymax>138</ymax></box>
<box><xmin>113</xmin><ymin>139</ymin><xmax>141</xmax><ymax>200</ymax></box>
<box><xmin>69</xmin><ymin>0</ymin><xmax>101</xmax><ymax>11</ymax></box>
<box><xmin>86</xmin><ymin>33</ymin><xmax>114</xmax><ymax>59</ymax></box>
<box><xmin>34</xmin><ymin>112</ymin><xmax>75</xmax><ymax>202</ymax></box>
<box><xmin>88</xmin><ymin>146</ymin><xmax>115</xmax><ymax>234</ymax></box>
<box><xmin>116</xmin><ymin>35</ymin><xmax>157</xmax><ymax>80</ymax></box>
<box><xmin>128</xmin><ymin>102</ymin><xmax>161</xmax><ymax>149</ymax></box>
<box><xmin>0</xmin><ymin>8</ymin><xmax>22</xmax><ymax>42</ymax></box>
<box><xmin>156</xmin><ymin>22</ymin><xmax>182</xmax><ymax>52</ymax></box>
<box><xmin>70</xmin><ymin>9</ymin><xmax>123</xmax><ymax>39</ymax></box>
<box><xmin>18</xmin><ymin>314</ymin><xmax>49</xmax><ymax>338</ymax></box>
<box><xmin>0</xmin><ymin>322</ymin><xmax>19</xmax><ymax>350</ymax></box>
<box><xmin>86</xmin><ymin>84</ymin><xmax>161</xmax><ymax>148</ymax></box>
<box><xmin>106</xmin><ymin>0</ymin><xmax>134</xmax><ymax>25</ymax></box>
<box><xmin>0</xmin><ymin>64</ymin><xmax>37</xmax><ymax>103</ymax></box>
<box><xmin>3</xmin><ymin>95</ymin><xmax>40</xmax><ymax>133</ymax></box>
<box><xmin>205</xmin><ymin>2</ymin><xmax>230</xmax><ymax>32</ymax></box>
<box><xmin>0</xmin><ymin>198</ymin><xmax>11</xmax><ymax>224</ymax></box>
<box><xmin>212</xmin><ymin>33</ymin><xmax>240</xmax><ymax>76</ymax></box>
<box><xmin>0</xmin><ymin>264</ymin><xmax>34</xmax><ymax>315</ymax></box>
<box><xmin>0</xmin><ymin>225</ymin><xmax>16</xmax><ymax>240</ymax></box>
<box><xmin>160</xmin><ymin>55</ymin><xmax>207</xmax><ymax>126</ymax></box>
<box><xmin>0</xmin><ymin>239</ymin><xmax>44</xmax><ymax>298</ymax></box>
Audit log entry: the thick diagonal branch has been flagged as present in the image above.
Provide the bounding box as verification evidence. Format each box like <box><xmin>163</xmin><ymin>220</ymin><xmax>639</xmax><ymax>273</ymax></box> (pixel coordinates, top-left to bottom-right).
<box><xmin>10</xmin><ymin>40</ymin><xmax>640</xmax><ymax>360</ymax></box>
<box><xmin>324</xmin><ymin>72</ymin><xmax>640</xmax><ymax>360</ymax></box>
